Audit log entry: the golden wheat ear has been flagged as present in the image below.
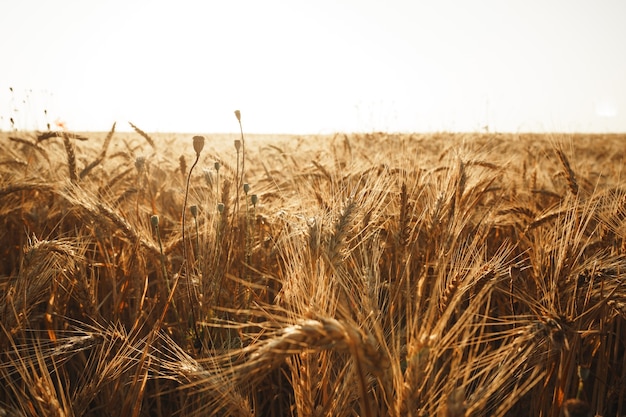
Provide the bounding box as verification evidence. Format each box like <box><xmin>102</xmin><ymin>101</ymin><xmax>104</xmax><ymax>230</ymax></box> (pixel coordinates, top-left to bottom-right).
<box><xmin>128</xmin><ymin>121</ymin><xmax>156</xmax><ymax>149</ymax></box>
<box><xmin>555</xmin><ymin>148</ymin><xmax>579</xmax><ymax>196</ymax></box>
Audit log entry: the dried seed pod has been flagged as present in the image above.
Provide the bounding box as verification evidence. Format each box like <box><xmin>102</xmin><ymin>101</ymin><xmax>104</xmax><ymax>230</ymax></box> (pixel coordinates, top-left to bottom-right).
<box><xmin>193</xmin><ymin>135</ymin><xmax>205</xmax><ymax>156</ymax></box>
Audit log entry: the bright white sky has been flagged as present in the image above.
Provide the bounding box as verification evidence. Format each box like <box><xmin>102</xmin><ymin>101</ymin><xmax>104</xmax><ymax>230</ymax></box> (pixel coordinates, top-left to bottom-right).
<box><xmin>1</xmin><ymin>0</ymin><xmax>625</xmax><ymax>133</ymax></box>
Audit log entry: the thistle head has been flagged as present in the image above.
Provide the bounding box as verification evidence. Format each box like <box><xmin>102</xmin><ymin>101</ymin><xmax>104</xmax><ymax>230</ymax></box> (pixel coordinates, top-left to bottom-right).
<box><xmin>150</xmin><ymin>214</ymin><xmax>159</xmax><ymax>228</ymax></box>
<box><xmin>251</xmin><ymin>194</ymin><xmax>258</xmax><ymax>206</ymax></box>
<box><xmin>217</xmin><ymin>202</ymin><xmax>225</xmax><ymax>213</ymax></box>
<box><xmin>214</xmin><ymin>161</ymin><xmax>221</xmax><ymax>172</ymax></box>
<box><xmin>190</xmin><ymin>205</ymin><xmax>198</xmax><ymax>219</ymax></box>
<box><xmin>192</xmin><ymin>135</ymin><xmax>205</xmax><ymax>156</ymax></box>
<box><xmin>243</xmin><ymin>183</ymin><xmax>250</xmax><ymax>195</ymax></box>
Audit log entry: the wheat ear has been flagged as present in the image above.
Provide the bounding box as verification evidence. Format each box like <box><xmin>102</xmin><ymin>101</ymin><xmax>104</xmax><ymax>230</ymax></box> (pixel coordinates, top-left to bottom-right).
<box><xmin>128</xmin><ymin>121</ymin><xmax>156</xmax><ymax>149</ymax></box>
<box><xmin>80</xmin><ymin>121</ymin><xmax>116</xmax><ymax>179</ymax></box>
<box><xmin>556</xmin><ymin>149</ymin><xmax>579</xmax><ymax>195</ymax></box>
<box><xmin>61</xmin><ymin>132</ymin><xmax>77</xmax><ymax>183</ymax></box>
<box><xmin>245</xmin><ymin>317</ymin><xmax>385</xmax><ymax>417</ymax></box>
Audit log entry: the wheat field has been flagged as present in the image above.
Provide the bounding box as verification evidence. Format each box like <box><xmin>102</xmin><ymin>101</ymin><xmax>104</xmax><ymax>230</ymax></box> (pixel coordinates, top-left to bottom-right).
<box><xmin>1</xmin><ymin>121</ymin><xmax>625</xmax><ymax>416</ymax></box>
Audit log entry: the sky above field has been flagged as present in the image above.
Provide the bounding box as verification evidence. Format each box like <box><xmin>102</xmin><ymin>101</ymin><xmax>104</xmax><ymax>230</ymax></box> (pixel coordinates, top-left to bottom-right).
<box><xmin>1</xmin><ymin>0</ymin><xmax>625</xmax><ymax>133</ymax></box>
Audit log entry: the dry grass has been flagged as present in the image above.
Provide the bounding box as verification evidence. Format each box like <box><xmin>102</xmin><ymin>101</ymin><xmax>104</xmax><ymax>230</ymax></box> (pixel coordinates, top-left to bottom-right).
<box><xmin>1</xmin><ymin>128</ymin><xmax>626</xmax><ymax>416</ymax></box>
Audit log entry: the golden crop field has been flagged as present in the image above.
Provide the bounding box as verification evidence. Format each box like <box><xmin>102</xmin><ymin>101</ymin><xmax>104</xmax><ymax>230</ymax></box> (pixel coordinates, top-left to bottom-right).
<box><xmin>1</xmin><ymin>122</ymin><xmax>625</xmax><ymax>416</ymax></box>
